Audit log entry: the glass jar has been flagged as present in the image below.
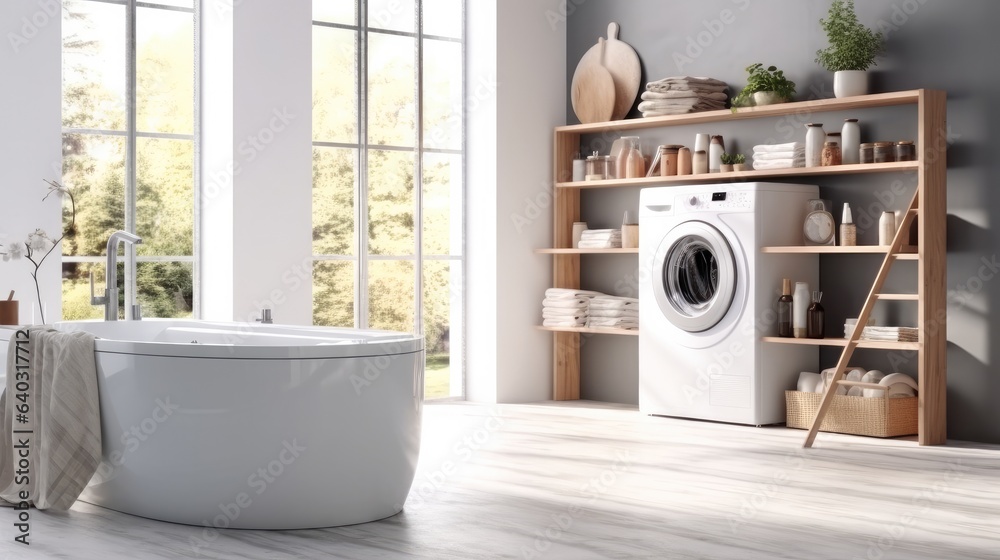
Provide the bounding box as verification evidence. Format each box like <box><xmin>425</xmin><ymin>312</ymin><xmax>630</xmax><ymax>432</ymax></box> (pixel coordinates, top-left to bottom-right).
<box><xmin>859</xmin><ymin>142</ymin><xmax>875</xmax><ymax>164</ymax></box>
<box><xmin>895</xmin><ymin>141</ymin><xmax>916</xmax><ymax>162</ymax></box>
<box><xmin>821</xmin><ymin>141</ymin><xmax>842</xmax><ymax>166</ymax></box>
<box><xmin>874</xmin><ymin>142</ymin><xmax>896</xmax><ymax>163</ymax></box>
<box><xmin>584</xmin><ymin>152</ymin><xmax>604</xmax><ymax>181</ymax></box>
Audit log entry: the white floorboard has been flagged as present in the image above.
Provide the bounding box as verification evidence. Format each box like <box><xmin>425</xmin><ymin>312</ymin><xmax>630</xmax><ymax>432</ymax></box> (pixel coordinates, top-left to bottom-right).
<box><xmin>2</xmin><ymin>401</ymin><xmax>998</xmax><ymax>559</ymax></box>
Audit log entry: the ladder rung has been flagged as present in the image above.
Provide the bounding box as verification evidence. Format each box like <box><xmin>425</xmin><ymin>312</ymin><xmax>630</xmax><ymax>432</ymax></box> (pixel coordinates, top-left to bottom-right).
<box><xmin>875</xmin><ymin>293</ymin><xmax>919</xmax><ymax>300</ymax></box>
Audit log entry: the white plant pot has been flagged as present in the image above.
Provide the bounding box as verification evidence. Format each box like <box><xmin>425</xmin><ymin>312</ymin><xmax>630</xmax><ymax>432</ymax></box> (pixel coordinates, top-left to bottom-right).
<box><xmin>753</xmin><ymin>91</ymin><xmax>785</xmax><ymax>106</ymax></box>
<box><xmin>834</xmin><ymin>71</ymin><xmax>869</xmax><ymax>98</ymax></box>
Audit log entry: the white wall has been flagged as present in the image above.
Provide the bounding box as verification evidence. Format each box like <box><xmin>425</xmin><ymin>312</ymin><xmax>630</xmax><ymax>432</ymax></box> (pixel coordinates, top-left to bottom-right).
<box><xmin>201</xmin><ymin>0</ymin><xmax>314</xmax><ymax>326</ymax></box>
<box><xmin>466</xmin><ymin>0</ymin><xmax>566</xmax><ymax>402</ymax></box>
<box><xmin>0</xmin><ymin>0</ymin><xmax>63</xmax><ymax>324</ymax></box>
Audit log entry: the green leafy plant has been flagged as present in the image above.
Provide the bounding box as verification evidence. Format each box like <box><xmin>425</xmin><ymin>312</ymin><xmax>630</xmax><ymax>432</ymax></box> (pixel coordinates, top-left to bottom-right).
<box><xmin>720</xmin><ymin>153</ymin><xmax>736</xmax><ymax>165</ymax></box>
<box><xmin>733</xmin><ymin>154</ymin><xmax>746</xmax><ymax>165</ymax></box>
<box><xmin>731</xmin><ymin>63</ymin><xmax>796</xmax><ymax>110</ymax></box>
<box><xmin>815</xmin><ymin>0</ymin><xmax>885</xmax><ymax>71</ymax></box>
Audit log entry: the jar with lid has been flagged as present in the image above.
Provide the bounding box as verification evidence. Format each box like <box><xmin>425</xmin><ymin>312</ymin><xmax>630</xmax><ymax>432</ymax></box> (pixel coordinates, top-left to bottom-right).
<box><xmin>859</xmin><ymin>142</ymin><xmax>875</xmax><ymax>164</ymax></box>
<box><xmin>895</xmin><ymin>141</ymin><xmax>916</xmax><ymax>162</ymax></box>
<box><xmin>874</xmin><ymin>142</ymin><xmax>896</xmax><ymax>163</ymax></box>
<box><xmin>584</xmin><ymin>151</ymin><xmax>605</xmax><ymax>181</ymax></box>
<box><xmin>825</xmin><ymin>131</ymin><xmax>842</xmax><ymax>148</ymax></box>
<box><xmin>842</xmin><ymin>119</ymin><xmax>861</xmax><ymax>164</ymax></box>
<box><xmin>805</xmin><ymin>123</ymin><xmax>825</xmax><ymax>167</ymax></box>
<box><xmin>660</xmin><ymin>145</ymin><xmax>681</xmax><ymax>176</ymax></box>
<box><xmin>821</xmin><ymin>141</ymin><xmax>842</xmax><ymax>166</ymax></box>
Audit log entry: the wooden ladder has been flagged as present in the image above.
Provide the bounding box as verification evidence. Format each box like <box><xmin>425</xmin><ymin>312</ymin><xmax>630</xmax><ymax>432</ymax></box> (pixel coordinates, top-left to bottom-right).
<box><xmin>803</xmin><ymin>190</ymin><xmax>919</xmax><ymax>448</ymax></box>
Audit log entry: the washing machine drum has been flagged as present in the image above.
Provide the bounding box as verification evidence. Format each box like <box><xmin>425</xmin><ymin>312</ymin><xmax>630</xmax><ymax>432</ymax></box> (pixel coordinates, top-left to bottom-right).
<box><xmin>653</xmin><ymin>221</ymin><xmax>737</xmax><ymax>333</ymax></box>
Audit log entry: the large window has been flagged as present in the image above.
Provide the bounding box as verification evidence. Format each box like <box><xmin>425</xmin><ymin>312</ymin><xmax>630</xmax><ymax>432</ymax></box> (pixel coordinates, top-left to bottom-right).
<box><xmin>312</xmin><ymin>1</ymin><xmax>464</xmax><ymax>398</ymax></box>
<box><xmin>61</xmin><ymin>0</ymin><xmax>197</xmax><ymax>319</ymax></box>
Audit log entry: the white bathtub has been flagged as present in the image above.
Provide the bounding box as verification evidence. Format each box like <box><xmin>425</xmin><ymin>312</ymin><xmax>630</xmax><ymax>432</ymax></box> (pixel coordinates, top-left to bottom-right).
<box><xmin>0</xmin><ymin>320</ymin><xmax>424</xmax><ymax>530</ymax></box>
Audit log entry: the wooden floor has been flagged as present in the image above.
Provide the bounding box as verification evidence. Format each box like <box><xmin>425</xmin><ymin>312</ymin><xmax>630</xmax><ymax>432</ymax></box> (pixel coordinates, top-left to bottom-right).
<box><xmin>4</xmin><ymin>401</ymin><xmax>999</xmax><ymax>559</ymax></box>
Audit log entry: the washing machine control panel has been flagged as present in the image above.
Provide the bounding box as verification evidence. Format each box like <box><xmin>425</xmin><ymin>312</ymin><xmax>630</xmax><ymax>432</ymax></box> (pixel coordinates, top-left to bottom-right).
<box><xmin>680</xmin><ymin>191</ymin><xmax>754</xmax><ymax>211</ymax></box>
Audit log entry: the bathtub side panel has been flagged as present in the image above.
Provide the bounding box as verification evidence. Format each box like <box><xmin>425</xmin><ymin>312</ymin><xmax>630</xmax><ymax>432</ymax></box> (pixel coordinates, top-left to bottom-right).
<box><xmin>79</xmin><ymin>349</ymin><xmax>424</xmax><ymax>529</ymax></box>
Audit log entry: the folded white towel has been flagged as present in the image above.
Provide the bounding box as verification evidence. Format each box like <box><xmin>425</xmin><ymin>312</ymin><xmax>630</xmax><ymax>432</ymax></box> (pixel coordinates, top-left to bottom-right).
<box><xmin>541</xmin><ymin>297</ymin><xmax>588</xmax><ymax>309</ymax></box>
<box><xmin>640</xmin><ymin>90</ymin><xmax>729</xmax><ymax>101</ymax></box>
<box><xmin>588</xmin><ymin>317</ymin><xmax>639</xmax><ymax>329</ymax></box>
<box><xmin>590</xmin><ymin>295</ymin><xmax>638</xmax><ymax>305</ymax></box>
<box><xmin>543</xmin><ymin>310</ymin><xmax>587</xmax><ymax>320</ymax></box>
<box><xmin>638</xmin><ymin>99</ymin><xmax>726</xmax><ymax>111</ymax></box>
<box><xmin>545</xmin><ymin>288</ymin><xmax>603</xmax><ymax>299</ymax></box>
<box><xmin>589</xmin><ymin>308</ymin><xmax>639</xmax><ymax>318</ymax></box>
<box><xmin>752</xmin><ymin>159</ymin><xmax>804</xmax><ymax>170</ymax></box>
<box><xmin>589</xmin><ymin>301</ymin><xmax>639</xmax><ymax>312</ymax></box>
<box><xmin>752</xmin><ymin>150</ymin><xmax>805</xmax><ymax>161</ymax></box>
<box><xmin>578</xmin><ymin>240</ymin><xmax>622</xmax><ymax>249</ymax></box>
<box><xmin>646</xmin><ymin>76</ymin><xmax>728</xmax><ymax>92</ymax></box>
<box><xmin>543</xmin><ymin>318</ymin><xmax>587</xmax><ymax>328</ymax></box>
<box><xmin>753</xmin><ymin>142</ymin><xmax>804</xmax><ymax>153</ymax></box>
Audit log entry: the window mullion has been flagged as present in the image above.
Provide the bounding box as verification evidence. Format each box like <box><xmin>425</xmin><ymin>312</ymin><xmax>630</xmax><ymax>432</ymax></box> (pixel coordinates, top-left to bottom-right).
<box><xmin>124</xmin><ymin>0</ymin><xmax>138</xmax><ymax>319</ymax></box>
<box><xmin>414</xmin><ymin>0</ymin><xmax>424</xmax><ymax>337</ymax></box>
<box><xmin>357</xmin><ymin>0</ymin><xmax>370</xmax><ymax>330</ymax></box>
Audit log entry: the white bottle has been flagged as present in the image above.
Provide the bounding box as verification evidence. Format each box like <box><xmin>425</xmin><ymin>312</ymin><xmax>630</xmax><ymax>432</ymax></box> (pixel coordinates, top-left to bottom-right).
<box><xmin>793</xmin><ymin>281</ymin><xmax>810</xmax><ymax>338</ymax></box>
<box><xmin>879</xmin><ymin>211</ymin><xmax>896</xmax><ymax>246</ymax></box>
<box><xmin>842</xmin><ymin>119</ymin><xmax>861</xmax><ymax>165</ymax></box>
<box><xmin>709</xmin><ymin>135</ymin><xmax>725</xmax><ymax>173</ymax></box>
<box><xmin>805</xmin><ymin>123</ymin><xmax>825</xmax><ymax>168</ymax></box>
<box><xmin>694</xmin><ymin>133</ymin><xmax>710</xmax><ymax>154</ymax></box>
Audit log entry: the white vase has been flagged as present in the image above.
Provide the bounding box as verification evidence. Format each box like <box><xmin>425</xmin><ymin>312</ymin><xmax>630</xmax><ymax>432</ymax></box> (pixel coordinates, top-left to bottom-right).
<box><xmin>805</xmin><ymin>123</ymin><xmax>825</xmax><ymax>168</ymax></box>
<box><xmin>842</xmin><ymin>119</ymin><xmax>861</xmax><ymax>165</ymax></box>
<box><xmin>833</xmin><ymin>71</ymin><xmax>869</xmax><ymax>98</ymax></box>
<box><xmin>753</xmin><ymin>91</ymin><xmax>784</xmax><ymax>106</ymax></box>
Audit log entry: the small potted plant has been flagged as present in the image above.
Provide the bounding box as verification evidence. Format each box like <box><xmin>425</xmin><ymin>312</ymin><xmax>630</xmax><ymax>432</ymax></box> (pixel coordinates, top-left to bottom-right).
<box><xmin>720</xmin><ymin>153</ymin><xmax>735</xmax><ymax>173</ymax></box>
<box><xmin>815</xmin><ymin>0</ymin><xmax>886</xmax><ymax>98</ymax></box>
<box><xmin>731</xmin><ymin>63</ymin><xmax>796</xmax><ymax>111</ymax></box>
<box><xmin>733</xmin><ymin>153</ymin><xmax>747</xmax><ymax>173</ymax></box>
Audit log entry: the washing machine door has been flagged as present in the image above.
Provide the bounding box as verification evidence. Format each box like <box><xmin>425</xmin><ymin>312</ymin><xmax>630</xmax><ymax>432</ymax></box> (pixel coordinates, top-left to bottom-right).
<box><xmin>652</xmin><ymin>220</ymin><xmax>737</xmax><ymax>333</ymax></box>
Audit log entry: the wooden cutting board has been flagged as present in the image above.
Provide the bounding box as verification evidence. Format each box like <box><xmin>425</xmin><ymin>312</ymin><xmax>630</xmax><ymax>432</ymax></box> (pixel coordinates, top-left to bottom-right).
<box><xmin>570</xmin><ymin>38</ymin><xmax>615</xmax><ymax>124</ymax></box>
<box><xmin>572</xmin><ymin>22</ymin><xmax>641</xmax><ymax>122</ymax></box>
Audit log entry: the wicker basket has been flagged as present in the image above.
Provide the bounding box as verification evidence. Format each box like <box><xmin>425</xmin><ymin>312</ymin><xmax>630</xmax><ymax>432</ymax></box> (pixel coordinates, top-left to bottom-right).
<box><xmin>785</xmin><ymin>390</ymin><xmax>918</xmax><ymax>438</ymax></box>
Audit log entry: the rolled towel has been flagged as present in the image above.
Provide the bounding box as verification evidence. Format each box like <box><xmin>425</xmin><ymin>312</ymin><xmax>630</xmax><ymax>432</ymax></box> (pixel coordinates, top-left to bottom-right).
<box><xmin>797</xmin><ymin>372</ymin><xmax>822</xmax><ymax>393</ymax></box>
<box><xmin>753</xmin><ymin>142</ymin><xmax>804</xmax><ymax>153</ymax></box>
<box><xmin>820</xmin><ymin>366</ymin><xmax>865</xmax><ymax>395</ymax></box>
<box><xmin>541</xmin><ymin>297</ymin><xmax>589</xmax><ymax>309</ymax></box>
<box><xmin>545</xmin><ymin>288</ymin><xmax>603</xmax><ymax>299</ymax></box>
<box><xmin>864</xmin><ymin>372</ymin><xmax>919</xmax><ymax>398</ymax></box>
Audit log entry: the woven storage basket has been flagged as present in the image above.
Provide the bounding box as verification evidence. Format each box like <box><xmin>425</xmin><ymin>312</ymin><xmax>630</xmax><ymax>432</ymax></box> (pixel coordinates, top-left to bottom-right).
<box><xmin>785</xmin><ymin>390</ymin><xmax>917</xmax><ymax>438</ymax></box>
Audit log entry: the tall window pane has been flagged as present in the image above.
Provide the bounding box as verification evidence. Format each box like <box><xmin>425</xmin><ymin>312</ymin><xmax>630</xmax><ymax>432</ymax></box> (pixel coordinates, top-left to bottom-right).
<box><xmin>312</xmin><ymin>1</ymin><xmax>464</xmax><ymax>399</ymax></box>
<box><xmin>62</xmin><ymin>0</ymin><xmax>198</xmax><ymax>320</ymax></box>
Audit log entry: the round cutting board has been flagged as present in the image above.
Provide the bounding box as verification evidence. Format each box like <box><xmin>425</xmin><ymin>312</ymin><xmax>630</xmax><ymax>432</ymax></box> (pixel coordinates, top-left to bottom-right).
<box><xmin>571</xmin><ymin>22</ymin><xmax>641</xmax><ymax>121</ymax></box>
<box><xmin>570</xmin><ymin>38</ymin><xmax>616</xmax><ymax>124</ymax></box>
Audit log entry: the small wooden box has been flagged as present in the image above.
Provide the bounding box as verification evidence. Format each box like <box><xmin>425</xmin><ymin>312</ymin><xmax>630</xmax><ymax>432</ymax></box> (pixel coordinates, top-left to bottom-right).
<box><xmin>785</xmin><ymin>390</ymin><xmax>917</xmax><ymax>438</ymax></box>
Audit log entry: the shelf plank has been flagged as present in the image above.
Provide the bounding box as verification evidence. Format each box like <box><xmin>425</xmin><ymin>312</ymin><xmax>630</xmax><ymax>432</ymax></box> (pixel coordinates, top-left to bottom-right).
<box><xmin>536</xmin><ymin>248</ymin><xmax>639</xmax><ymax>255</ymax></box>
<box><xmin>875</xmin><ymin>293</ymin><xmax>919</xmax><ymax>301</ymax></box>
<box><xmin>762</xmin><ymin>336</ymin><xmax>920</xmax><ymax>350</ymax></box>
<box><xmin>538</xmin><ymin>326</ymin><xmax>639</xmax><ymax>336</ymax></box>
<box><xmin>556</xmin><ymin>90</ymin><xmax>923</xmax><ymax>134</ymax></box>
<box><xmin>761</xmin><ymin>246</ymin><xmax>919</xmax><ymax>260</ymax></box>
<box><xmin>558</xmin><ymin>161</ymin><xmax>918</xmax><ymax>189</ymax></box>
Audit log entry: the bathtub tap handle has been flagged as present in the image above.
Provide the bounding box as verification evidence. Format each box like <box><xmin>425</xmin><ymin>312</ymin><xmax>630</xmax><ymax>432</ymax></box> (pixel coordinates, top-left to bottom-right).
<box><xmin>257</xmin><ymin>308</ymin><xmax>273</xmax><ymax>324</ymax></box>
<box><xmin>89</xmin><ymin>271</ymin><xmax>107</xmax><ymax>306</ymax></box>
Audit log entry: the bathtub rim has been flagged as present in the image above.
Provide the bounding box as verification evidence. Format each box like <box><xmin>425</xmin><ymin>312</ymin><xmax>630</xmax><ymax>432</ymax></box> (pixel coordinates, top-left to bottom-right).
<box><xmin>0</xmin><ymin>320</ymin><xmax>424</xmax><ymax>360</ymax></box>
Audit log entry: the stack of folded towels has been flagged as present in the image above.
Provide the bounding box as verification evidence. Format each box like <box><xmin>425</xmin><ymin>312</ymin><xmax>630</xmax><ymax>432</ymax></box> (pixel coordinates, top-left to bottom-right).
<box><xmin>541</xmin><ymin>288</ymin><xmax>601</xmax><ymax>328</ymax></box>
<box><xmin>638</xmin><ymin>76</ymin><xmax>729</xmax><ymax>117</ymax></box>
<box><xmin>578</xmin><ymin>229</ymin><xmax>622</xmax><ymax>249</ymax></box>
<box><xmin>861</xmin><ymin>326</ymin><xmax>919</xmax><ymax>342</ymax></box>
<box><xmin>587</xmin><ymin>295</ymin><xmax>639</xmax><ymax>330</ymax></box>
<box><xmin>752</xmin><ymin>142</ymin><xmax>805</xmax><ymax>170</ymax></box>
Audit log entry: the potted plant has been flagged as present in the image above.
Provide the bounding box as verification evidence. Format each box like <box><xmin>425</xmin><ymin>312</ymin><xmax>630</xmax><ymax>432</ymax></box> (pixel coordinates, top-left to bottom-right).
<box><xmin>731</xmin><ymin>63</ymin><xmax>796</xmax><ymax>111</ymax></box>
<box><xmin>720</xmin><ymin>153</ymin><xmax>735</xmax><ymax>173</ymax></box>
<box><xmin>815</xmin><ymin>0</ymin><xmax>886</xmax><ymax>98</ymax></box>
<box><xmin>733</xmin><ymin>153</ymin><xmax>747</xmax><ymax>172</ymax></box>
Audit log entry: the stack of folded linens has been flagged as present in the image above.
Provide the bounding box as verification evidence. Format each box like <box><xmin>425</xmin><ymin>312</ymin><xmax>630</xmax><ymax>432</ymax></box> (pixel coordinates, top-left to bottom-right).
<box><xmin>638</xmin><ymin>76</ymin><xmax>729</xmax><ymax>117</ymax></box>
<box><xmin>541</xmin><ymin>288</ymin><xmax>601</xmax><ymax>328</ymax></box>
<box><xmin>578</xmin><ymin>229</ymin><xmax>622</xmax><ymax>249</ymax></box>
<box><xmin>587</xmin><ymin>295</ymin><xmax>639</xmax><ymax>330</ymax></box>
<box><xmin>752</xmin><ymin>142</ymin><xmax>805</xmax><ymax>170</ymax></box>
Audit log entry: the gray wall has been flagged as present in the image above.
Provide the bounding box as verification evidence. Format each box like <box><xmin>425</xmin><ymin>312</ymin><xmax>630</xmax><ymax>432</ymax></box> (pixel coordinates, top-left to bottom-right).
<box><xmin>567</xmin><ymin>0</ymin><xmax>1000</xmax><ymax>443</ymax></box>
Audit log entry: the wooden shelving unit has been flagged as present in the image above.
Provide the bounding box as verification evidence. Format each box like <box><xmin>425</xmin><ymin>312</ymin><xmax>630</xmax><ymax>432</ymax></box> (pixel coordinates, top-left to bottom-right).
<box><xmin>543</xmin><ymin>89</ymin><xmax>947</xmax><ymax>445</ymax></box>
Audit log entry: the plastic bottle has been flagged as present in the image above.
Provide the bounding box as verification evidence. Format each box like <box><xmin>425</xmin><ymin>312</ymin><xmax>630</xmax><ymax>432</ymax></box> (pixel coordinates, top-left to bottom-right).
<box><xmin>777</xmin><ymin>278</ymin><xmax>793</xmax><ymax>337</ymax></box>
<box><xmin>793</xmin><ymin>282</ymin><xmax>810</xmax><ymax>339</ymax></box>
<box><xmin>807</xmin><ymin>291</ymin><xmax>825</xmax><ymax>339</ymax></box>
<box><xmin>840</xmin><ymin>203</ymin><xmax>857</xmax><ymax>246</ymax></box>
<box><xmin>626</xmin><ymin>138</ymin><xmax>645</xmax><ymax>178</ymax></box>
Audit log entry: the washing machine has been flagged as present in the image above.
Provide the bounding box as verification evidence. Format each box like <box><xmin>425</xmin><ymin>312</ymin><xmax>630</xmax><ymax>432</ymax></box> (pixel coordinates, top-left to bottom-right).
<box><xmin>639</xmin><ymin>183</ymin><xmax>820</xmax><ymax>425</ymax></box>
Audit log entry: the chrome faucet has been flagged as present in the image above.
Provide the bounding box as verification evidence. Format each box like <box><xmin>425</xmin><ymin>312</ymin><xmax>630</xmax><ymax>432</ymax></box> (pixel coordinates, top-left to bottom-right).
<box><xmin>91</xmin><ymin>230</ymin><xmax>143</xmax><ymax>321</ymax></box>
